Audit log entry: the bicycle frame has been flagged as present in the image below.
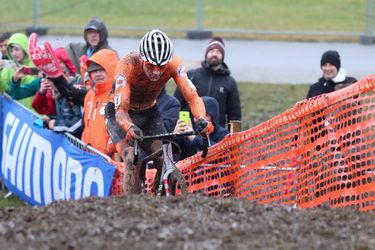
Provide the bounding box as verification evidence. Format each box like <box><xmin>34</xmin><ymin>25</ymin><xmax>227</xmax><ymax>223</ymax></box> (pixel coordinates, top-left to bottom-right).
<box><xmin>156</xmin><ymin>142</ymin><xmax>175</xmax><ymax>197</ymax></box>
<box><xmin>133</xmin><ymin>131</ymin><xmax>209</xmax><ymax>196</ymax></box>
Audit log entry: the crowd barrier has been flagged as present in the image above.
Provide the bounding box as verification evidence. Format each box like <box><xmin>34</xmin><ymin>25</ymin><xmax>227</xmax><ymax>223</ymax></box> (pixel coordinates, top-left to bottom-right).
<box><xmin>0</xmin><ymin>94</ymin><xmax>116</xmax><ymax>206</ymax></box>
<box><xmin>2</xmin><ymin>75</ymin><xmax>375</xmax><ymax>210</ymax></box>
<box><xmin>176</xmin><ymin>75</ymin><xmax>375</xmax><ymax>211</ymax></box>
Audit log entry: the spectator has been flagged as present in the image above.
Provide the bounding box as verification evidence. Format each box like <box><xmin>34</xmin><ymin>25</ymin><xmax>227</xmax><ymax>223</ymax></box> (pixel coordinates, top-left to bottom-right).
<box><xmin>0</xmin><ymin>33</ymin><xmax>37</xmax><ymax>109</ymax></box>
<box><xmin>173</xmin><ymin>96</ymin><xmax>229</xmax><ymax>160</ymax></box>
<box><xmin>31</xmin><ymin>47</ymin><xmax>78</xmax><ymax>114</ymax></box>
<box><xmin>33</xmin><ymin>48</ymin><xmax>82</xmax><ymax>137</ymax></box>
<box><xmin>156</xmin><ymin>87</ymin><xmax>181</xmax><ymax>133</ymax></box>
<box><xmin>35</xmin><ymin>48</ymin><xmax>119</xmax><ymax>155</ymax></box>
<box><xmin>9</xmin><ymin>47</ymin><xmax>77</xmax><ymax>100</ymax></box>
<box><xmin>174</xmin><ymin>36</ymin><xmax>241</xmax><ymax>128</ymax></box>
<box><xmin>8</xmin><ymin>46</ymin><xmax>83</xmax><ymax>137</ymax></box>
<box><xmin>306</xmin><ymin>50</ymin><xmax>357</xmax><ymax>99</ymax></box>
<box><xmin>36</xmin><ymin>79</ymin><xmax>83</xmax><ymax>138</ymax></box>
<box><xmin>66</xmin><ymin>16</ymin><xmax>112</xmax><ymax>75</ymax></box>
<box><xmin>0</xmin><ymin>32</ymin><xmax>12</xmax><ymax>59</ymax></box>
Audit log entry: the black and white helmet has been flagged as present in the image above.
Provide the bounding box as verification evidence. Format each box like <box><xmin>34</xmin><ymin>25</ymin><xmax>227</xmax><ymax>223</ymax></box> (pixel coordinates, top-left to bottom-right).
<box><xmin>139</xmin><ymin>29</ymin><xmax>173</xmax><ymax>66</ymax></box>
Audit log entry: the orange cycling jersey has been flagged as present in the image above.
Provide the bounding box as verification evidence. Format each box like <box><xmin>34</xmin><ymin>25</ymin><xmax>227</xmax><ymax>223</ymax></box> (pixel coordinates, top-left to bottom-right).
<box><xmin>113</xmin><ymin>52</ymin><xmax>206</xmax><ymax>132</ymax></box>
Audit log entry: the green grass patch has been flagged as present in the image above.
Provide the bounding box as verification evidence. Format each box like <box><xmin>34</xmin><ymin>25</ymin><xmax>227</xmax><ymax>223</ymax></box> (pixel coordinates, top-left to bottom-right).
<box><xmin>0</xmin><ymin>191</ymin><xmax>26</xmax><ymax>207</ymax></box>
<box><xmin>238</xmin><ymin>83</ymin><xmax>309</xmax><ymax>129</ymax></box>
<box><xmin>0</xmin><ymin>0</ymin><xmax>368</xmax><ymax>39</ymax></box>
<box><xmin>166</xmin><ymin>82</ymin><xmax>309</xmax><ymax>130</ymax></box>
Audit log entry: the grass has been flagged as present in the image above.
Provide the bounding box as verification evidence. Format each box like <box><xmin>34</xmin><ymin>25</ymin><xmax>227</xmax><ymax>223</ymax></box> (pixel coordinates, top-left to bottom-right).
<box><xmin>0</xmin><ymin>191</ymin><xmax>26</xmax><ymax>207</ymax></box>
<box><xmin>166</xmin><ymin>82</ymin><xmax>309</xmax><ymax>130</ymax></box>
<box><xmin>237</xmin><ymin>83</ymin><xmax>309</xmax><ymax>129</ymax></box>
<box><xmin>0</xmin><ymin>0</ymin><xmax>368</xmax><ymax>40</ymax></box>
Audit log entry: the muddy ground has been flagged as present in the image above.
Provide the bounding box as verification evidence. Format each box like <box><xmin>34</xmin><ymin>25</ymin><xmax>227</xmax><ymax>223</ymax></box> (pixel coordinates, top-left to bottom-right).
<box><xmin>0</xmin><ymin>194</ymin><xmax>374</xmax><ymax>250</ymax></box>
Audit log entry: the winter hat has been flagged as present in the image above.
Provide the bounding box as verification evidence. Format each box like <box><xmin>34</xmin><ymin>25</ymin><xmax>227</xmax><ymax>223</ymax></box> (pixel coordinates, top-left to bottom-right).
<box><xmin>320</xmin><ymin>50</ymin><xmax>341</xmax><ymax>70</ymax></box>
<box><xmin>205</xmin><ymin>36</ymin><xmax>225</xmax><ymax>59</ymax></box>
<box><xmin>202</xmin><ymin>96</ymin><xmax>220</xmax><ymax>124</ymax></box>
<box><xmin>54</xmin><ymin>47</ymin><xmax>76</xmax><ymax>75</ymax></box>
<box><xmin>87</xmin><ymin>61</ymin><xmax>104</xmax><ymax>73</ymax></box>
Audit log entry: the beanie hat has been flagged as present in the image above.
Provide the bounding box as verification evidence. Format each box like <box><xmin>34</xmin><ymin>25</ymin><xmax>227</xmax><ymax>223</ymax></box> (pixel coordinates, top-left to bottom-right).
<box><xmin>205</xmin><ymin>36</ymin><xmax>225</xmax><ymax>59</ymax></box>
<box><xmin>320</xmin><ymin>50</ymin><xmax>341</xmax><ymax>70</ymax></box>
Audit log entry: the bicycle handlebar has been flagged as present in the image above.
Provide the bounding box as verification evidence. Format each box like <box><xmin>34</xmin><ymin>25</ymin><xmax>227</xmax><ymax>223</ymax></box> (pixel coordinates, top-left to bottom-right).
<box><xmin>133</xmin><ymin>130</ymin><xmax>210</xmax><ymax>165</ymax></box>
<box><xmin>141</xmin><ymin>131</ymin><xmax>196</xmax><ymax>140</ymax></box>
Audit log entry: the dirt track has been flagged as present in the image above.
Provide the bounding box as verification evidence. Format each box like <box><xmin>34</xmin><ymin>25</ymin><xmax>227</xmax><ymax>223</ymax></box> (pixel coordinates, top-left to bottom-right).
<box><xmin>0</xmin><ymin>194</ymin><xmax>374</xmax><ymax>250</ymax></box>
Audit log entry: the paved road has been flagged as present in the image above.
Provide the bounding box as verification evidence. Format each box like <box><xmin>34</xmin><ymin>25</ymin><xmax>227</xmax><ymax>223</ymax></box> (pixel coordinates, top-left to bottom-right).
<box><xmin>40</xmin><ymin>35</ymin><xmax>375</xmax><ymax>84</ymax></box>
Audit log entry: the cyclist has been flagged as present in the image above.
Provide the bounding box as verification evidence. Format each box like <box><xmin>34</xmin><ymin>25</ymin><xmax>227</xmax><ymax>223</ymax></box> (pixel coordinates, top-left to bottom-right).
<box><xmin>106</xmin><ymin>29</ymin><xmax>213</xmax><ymax>194</ymax></box>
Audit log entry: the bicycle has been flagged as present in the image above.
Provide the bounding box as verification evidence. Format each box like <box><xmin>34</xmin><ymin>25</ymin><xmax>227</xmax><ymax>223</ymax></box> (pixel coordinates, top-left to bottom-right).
<box><xmin>133</xmin><ymin>131</ymin><xmax>210</xmax><ymax>196</ymax></box>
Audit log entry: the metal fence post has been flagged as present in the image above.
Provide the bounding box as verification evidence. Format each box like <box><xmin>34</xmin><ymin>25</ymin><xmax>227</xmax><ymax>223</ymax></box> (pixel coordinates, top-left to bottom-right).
<box><xmin>26</xmin><ymin>0</ymin><xmax>48</xmax><ymax>36</ymax></box>
<box><xmin>196</xmin><ymin>0</ymin><xmax>204</xmax><ymax>31</ymax></box>
<box><xmin>187</xmin><ymin>0</ymin><xmax>212</xmax><ymax>39</ymax></box>
<box><xmin>32</xmin><ymin>0</ymin><xmax>41</xmax><ymax>28</ymax></box>
<box><xmin>360</xmin><ymin>0</ymin><xmax>375</xmax><ymax>44</ymax></box>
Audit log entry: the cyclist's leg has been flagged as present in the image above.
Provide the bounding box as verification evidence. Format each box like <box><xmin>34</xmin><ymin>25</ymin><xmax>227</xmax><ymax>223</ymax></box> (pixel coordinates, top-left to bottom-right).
<box><xmin>119</xmin><ymin>142</ymin><xmax>141</xmax><ymax>194</ymax></box>
<box><xmin>143</xmin><ymin>139</ymin><xmax>164</xmax><ymax>194</ymax></box>
<box><xmin>140</xmin><ymin>107</ymin><xmax>166</xmax><ymax>194</ymax></box>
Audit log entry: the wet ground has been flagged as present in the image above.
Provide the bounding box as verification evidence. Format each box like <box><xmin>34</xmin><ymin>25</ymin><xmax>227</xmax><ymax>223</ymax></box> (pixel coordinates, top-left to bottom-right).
<box><xmin>0</xmin><ymin>194</ymin><xmax>374</xmax><ymax>250</ymax></box>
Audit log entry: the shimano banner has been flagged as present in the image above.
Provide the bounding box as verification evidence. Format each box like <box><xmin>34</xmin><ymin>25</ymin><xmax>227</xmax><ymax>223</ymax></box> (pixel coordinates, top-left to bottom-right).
<box><xmin>0</xmin><ymin>96</ymin><xmax>116</xmax><ymax>206</ymax></box>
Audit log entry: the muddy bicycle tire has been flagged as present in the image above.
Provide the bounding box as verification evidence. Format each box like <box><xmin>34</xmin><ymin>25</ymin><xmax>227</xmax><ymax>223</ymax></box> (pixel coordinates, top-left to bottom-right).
<box><xmin>168</xmin><ymin>168</ymin><xmax>188</xmax><ymax>195</ymax></box>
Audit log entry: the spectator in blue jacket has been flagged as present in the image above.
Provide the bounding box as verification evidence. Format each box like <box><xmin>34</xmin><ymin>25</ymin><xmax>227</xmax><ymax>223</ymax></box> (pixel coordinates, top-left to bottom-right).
<box><xmin>157</xmin><ymin>87</ymin><xmax>181</xmax><ymax>132</ymax></box>
<box><xmin>173</xmin><ymin>96</ymin><xmax>229</xmax><ymax>160</ymax></box>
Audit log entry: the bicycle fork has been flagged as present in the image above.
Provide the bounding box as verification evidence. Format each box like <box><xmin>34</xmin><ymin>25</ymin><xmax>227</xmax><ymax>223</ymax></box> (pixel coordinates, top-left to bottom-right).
<box><xmin>156</xmin><ymin>143</ymin><xmax>174</xmax><ymax>197</ymax></box>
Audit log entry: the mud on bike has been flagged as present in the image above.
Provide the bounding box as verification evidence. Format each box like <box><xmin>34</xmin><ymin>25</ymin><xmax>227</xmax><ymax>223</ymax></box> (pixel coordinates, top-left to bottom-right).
<box><xmin>133</xmin><ymin>131</ymin><xmax>210</xmax><ymax>196</ymax></box>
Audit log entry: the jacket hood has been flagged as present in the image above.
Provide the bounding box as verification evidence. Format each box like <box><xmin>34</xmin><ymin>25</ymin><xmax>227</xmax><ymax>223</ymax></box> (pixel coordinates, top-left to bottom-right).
<box><xmin>332</xmin><ymin>68</ymin><xmax>346</xmax><ymax>83</ymax></box>
<box><xmin>54</xmin><ymin>47</ymin><xmax>76</xmax><ymax>75</ymax></box>
<box><xmin>202</xmin><ymin>96</ymin><xmax>220</xmax><ymax>125</ymax></box>
<box><xmin>87</xmin><ymin>49</ymin><xmax>118</xmax><ymax>93</ymax></box>
<box><xmin>84</xmin><ymin>17</ymin><xmax>109</xmax><ymax>52</ymax></box>
<box><xmin>6</xmin><ymin>33</ymin><xmax>33</xmax><ymax>66</ymax></box>
<box><xmin>201</xmin><ymin>60</ymin><xmax>230</xmax><ymax>76</ymax></box>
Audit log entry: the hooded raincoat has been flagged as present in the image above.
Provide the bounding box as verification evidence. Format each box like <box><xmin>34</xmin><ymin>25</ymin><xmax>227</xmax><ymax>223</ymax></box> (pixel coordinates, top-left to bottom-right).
<box><xmin>0</xmin><ymin>33</ymin><xmax>37</xmax><ymax>109</ymax></box>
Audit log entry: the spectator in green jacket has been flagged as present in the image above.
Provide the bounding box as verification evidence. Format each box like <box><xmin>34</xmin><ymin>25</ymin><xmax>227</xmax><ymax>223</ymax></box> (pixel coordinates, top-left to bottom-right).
<box><xmin>0</xmin><ymin>33</ymin><xmax>37</xmax><ymax>109</ymax></box>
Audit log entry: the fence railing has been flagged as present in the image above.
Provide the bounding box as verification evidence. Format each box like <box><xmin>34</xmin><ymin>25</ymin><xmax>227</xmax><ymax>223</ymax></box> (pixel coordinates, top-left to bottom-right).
<box><xmin>176</xmin><ymin>75</ymin><xmax>375</xmax><ymax>210</ymax></box>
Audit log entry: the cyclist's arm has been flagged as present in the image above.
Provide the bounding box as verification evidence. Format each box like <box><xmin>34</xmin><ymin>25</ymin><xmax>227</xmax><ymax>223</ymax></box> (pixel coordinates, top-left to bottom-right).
<box><xmin>114</xmin><ymin>57</ymin><xmax>133</xmax><ymax>132</ymax></box>
<box><xmin>175</xmin><ymin>76</ymin><xmax>205</xmax><ymax>119</ymax></box>
<box><xmin>172</xmin><ymin>59</ymin><xmax>206</xmax><ymax>120</ymax></box>
<box><xmin>105</xmin><ymin>93</ymin><xmax>126</xmax><ymax>145</ymax></box>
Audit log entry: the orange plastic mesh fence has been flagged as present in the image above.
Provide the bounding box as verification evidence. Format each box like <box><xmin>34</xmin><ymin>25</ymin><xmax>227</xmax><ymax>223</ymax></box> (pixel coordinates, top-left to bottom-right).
<box><xmin>175</xmin><ymin>75</ymin><xmax>375</xmax><ymax>210</ymax></box>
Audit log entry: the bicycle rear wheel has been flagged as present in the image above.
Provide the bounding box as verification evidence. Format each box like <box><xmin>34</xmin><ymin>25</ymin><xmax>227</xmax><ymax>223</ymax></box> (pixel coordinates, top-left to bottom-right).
<box><xmin>168</xmin><ymin>168</ymin><xmax>188</xmax><ymax>195</ymax></box>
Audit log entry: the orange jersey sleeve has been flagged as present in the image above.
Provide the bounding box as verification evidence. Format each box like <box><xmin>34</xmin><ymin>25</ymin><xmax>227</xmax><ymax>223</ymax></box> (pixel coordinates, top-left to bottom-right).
<box><xmin>170</xmin><ymin>56</ymin><xmax>206</xmax><ymax>120</ymax></box>
<box><xmin>113</xmin><ymin>54</ymin><xmax>135</xmax><ymax>132</ymax></box>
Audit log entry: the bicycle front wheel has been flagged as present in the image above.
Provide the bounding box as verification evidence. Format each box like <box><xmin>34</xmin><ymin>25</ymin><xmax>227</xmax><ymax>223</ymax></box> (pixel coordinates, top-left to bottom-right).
<box><xmin>168</xmin><ymin>168</ymin><xmax>188</xmax><ymax>195</ymax></box>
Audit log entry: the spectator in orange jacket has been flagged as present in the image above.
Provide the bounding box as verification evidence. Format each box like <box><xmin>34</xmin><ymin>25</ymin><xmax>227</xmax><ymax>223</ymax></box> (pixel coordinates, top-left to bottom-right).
<box><xmin>80</xmin><ymin>49</ymin><xmax>118</xmax><ymax>154</ymax></box>
<box><xmin>34</xmin><ymin>48</ymin><xmax>118</xmax><ymax>155</ymax></box>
